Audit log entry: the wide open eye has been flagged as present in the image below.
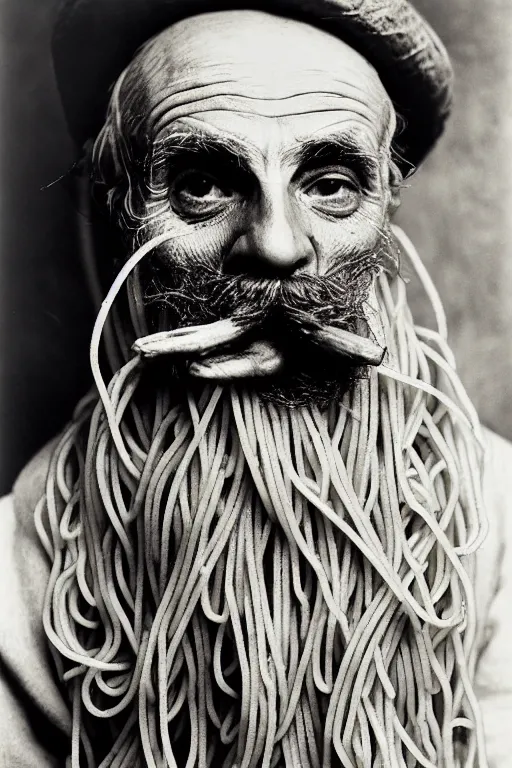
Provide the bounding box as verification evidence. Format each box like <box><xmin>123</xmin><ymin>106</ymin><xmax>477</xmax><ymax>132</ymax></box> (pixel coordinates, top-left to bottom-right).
<box><xmin>170</xmin><ymin>171</ymin><xmax>236</xmax><ymax>217</ymax></box>
<box><xmin>301</xmin><ymin>171</ymin><xmax>361</xmax><ymax>217</ymax></box>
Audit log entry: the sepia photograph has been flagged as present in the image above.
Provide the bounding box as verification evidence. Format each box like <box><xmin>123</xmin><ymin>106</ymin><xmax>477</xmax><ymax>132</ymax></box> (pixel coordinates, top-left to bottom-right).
<box><xmin>0</xmin><ymin>0</ymin><xmax>511</xmax><ymax>765</ymax></box>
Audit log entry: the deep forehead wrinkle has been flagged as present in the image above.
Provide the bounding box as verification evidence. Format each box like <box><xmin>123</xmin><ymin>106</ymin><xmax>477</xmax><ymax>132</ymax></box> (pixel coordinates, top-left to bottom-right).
<box><xmin>130</xmin><ymin>61</ymin><xmax>382</xmax><ymax>99</ymax></box>
<box><xmin>121</xmin><ymin>61</ymin><xmax>391</xmax><ymax>140</ymax></box>
<box><xmin>148</xmin><ymin>105</ymin><xmax>388</xmax><ymax>152</ymax></box>
<box><xmin>141</xmin><ymin>82</ymin><xmax>388</xmax><ymax>137</ymax></box>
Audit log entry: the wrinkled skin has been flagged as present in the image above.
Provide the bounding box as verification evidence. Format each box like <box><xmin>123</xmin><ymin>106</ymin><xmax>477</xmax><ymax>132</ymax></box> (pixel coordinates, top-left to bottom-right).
<box><xmin>94</xmin><ymin>10</ymin><xmax>403</xmax><ymax>393</ymax></box>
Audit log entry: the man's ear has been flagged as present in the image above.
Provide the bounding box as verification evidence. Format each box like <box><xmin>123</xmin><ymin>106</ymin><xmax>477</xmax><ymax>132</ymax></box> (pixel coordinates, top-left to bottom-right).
<box><xmin>388</xmin><ymin>159</ymin><xmax>403</xmax><ymax>214</ymax></box>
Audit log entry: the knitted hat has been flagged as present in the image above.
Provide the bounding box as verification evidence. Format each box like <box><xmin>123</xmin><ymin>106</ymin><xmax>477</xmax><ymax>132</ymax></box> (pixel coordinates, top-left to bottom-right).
<box><xmin>52</xmin><ymin>0</ymin><xmax>453</xmax><ymax>169</ymax></box>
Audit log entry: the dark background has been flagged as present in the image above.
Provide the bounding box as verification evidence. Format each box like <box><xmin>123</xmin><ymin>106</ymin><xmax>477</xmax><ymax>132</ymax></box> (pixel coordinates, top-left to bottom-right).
<box><xmin>1</xmin><ymin>0</ymin><xmax>512</xmax><ymax>494</ymax></box>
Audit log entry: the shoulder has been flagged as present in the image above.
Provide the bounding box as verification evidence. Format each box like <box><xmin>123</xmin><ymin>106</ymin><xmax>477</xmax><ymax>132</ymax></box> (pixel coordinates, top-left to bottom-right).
<box><xmin>481</xmin><ymin>426</ymin><xmax>512</xmax><ymax>561</ymax></box>
<box><xmin>474</xmin><ymin>429</ymin><xmax>512</xmax><ymax>766</ymax></box>
<box><xmin>482</xmin><ymin>427</ymin><xmax>512</xmax><ymax>494</ymax></box>
<box><xmin>0</xmin><ymin>441</ymin><xmax>70</xmax><ymax>766</ymax></box>
<box><xmin>480</xmin><ymin>427</ymin><xmax>512</xmax><ymax>563</ymax></box>
<box><xmin>473</xmin><ymin>428</ymin><xmax>512</xmax><ymax>622</ymax></box>
<box><xmin>0</xmin><ymin>439</ymin><xmax>55</xmax><ymax>647</ymax></box>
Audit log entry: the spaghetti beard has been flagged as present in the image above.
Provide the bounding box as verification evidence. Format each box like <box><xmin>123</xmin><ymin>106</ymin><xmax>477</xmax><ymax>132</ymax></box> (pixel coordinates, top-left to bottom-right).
<box><xmin>36</xmin><ymin>267</ymin><xmax>488</xmax><ymax>768</ymax></box>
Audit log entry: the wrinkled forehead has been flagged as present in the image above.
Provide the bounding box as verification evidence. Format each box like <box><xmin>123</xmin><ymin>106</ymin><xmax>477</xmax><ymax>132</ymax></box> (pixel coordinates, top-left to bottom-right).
<box><xmin>119</xmin><ymin>10</ymin><xmax>395</xmax><ymax>157</ymax></box>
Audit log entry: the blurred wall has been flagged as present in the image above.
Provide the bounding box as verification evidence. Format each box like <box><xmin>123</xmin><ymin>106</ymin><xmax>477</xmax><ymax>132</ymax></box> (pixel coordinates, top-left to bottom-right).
<box><xmin>1</xmin><ymin>0</ymin><xmax>512</xmax><ymax>493</ymax></box>
<box><xmin>0</xmin><ymin>1</ymin><xmax>95</xmax><ymax>493</ymax></box>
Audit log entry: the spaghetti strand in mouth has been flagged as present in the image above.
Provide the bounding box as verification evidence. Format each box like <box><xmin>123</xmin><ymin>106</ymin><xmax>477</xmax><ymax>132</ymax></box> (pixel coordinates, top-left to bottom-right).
<box><xmin>132</xmin><ymin>316</ymin><xmax>385</xmax><ymax>376</ymax></box>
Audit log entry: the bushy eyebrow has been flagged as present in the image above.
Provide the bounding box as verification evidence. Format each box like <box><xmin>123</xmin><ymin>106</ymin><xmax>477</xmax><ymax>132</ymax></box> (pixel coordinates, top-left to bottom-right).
<box><xmin>286</xmin><ymin>136</ymin><xmax>379</xmax><ymax>185</ymax></box>
<box><xmin>151</xmin><ymin>131</ymin><xmax>254</xmax><ymax>173</ymax></box>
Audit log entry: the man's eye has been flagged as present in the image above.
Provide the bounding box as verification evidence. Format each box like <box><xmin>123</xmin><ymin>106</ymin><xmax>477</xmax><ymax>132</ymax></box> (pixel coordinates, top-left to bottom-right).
<box><xmin>179</xmin><ymin>174</ymin><xmax>231</xmax><ymax>200</ymax></box>
<box><xmin>301</xmin><ymin>172</ymin><xmax>361</xmax><ymax>216</ymax></box>
<box><xmin>170</xmin><ymin>171</ymin><xmax>235</xmax><ymax>215</ymax></box>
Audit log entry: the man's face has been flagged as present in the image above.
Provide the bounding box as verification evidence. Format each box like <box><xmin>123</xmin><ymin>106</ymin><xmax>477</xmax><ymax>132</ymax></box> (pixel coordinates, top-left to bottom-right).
<box><xmin>98</xmin><ymin>10</ymin><xmax>400</xmax><ymax>403</ymax></box>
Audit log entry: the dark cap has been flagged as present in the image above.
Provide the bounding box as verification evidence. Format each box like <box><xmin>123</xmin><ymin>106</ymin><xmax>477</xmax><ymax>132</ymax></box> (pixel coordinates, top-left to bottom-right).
<box><xmin>52</xmin><ymin>0</ymin><xmax>453</xmax><ymax>169</ymax></box>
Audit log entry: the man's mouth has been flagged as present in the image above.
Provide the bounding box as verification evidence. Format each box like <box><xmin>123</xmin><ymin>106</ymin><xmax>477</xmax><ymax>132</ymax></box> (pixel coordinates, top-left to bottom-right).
<box><xmin>134</xmin><ymin>254</ymin><xmax>388</xmax><ymax>384</ymax></box>
<box><xmin>132</xmin><ymin>313</ymin><xmax>385</xmax><ymax>381</ymax></box>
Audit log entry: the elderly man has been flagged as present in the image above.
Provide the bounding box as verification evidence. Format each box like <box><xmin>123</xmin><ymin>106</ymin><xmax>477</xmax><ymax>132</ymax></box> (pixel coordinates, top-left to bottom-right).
<box><xmin>1</xmin><ymin>1</ymin><xmax>511</xmax><ymax>766</ymax></box>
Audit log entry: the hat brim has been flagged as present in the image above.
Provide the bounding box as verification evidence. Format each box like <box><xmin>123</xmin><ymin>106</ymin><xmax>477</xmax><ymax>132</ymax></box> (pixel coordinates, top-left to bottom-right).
<box><xmin>52</xmin><ymin>0</ymin><xmax>453</xmax><ymax>170</ymax></box>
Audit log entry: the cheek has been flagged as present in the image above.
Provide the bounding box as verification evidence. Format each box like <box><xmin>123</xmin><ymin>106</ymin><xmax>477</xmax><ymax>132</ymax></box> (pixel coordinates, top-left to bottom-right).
<box><xmin>129</xmin><ymin>193</ymin><xmax>387</xmax><ymax>273</ymax></box>
<box><xmin>135</xmin><ymin>206</ymin><xmax>238</xmax><ymax>269</ymax></box>
<box><xmin>308</xmin><ymin>197</ymin><xmax>388</xmax><ymax>274</ymax></box>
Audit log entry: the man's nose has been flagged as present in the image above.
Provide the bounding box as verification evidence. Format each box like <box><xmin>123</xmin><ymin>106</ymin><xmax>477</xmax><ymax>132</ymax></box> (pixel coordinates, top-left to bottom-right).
<box><xmin>223</xmin><ymin>188</ymin><xmax>316</xmax><ymax>277</ymax></box>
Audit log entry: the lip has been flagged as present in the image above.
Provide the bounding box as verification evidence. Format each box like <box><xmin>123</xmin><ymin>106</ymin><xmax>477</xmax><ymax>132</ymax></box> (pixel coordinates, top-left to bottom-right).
<box><xmin>188</xmin><ymin>340</ymin><xmax>284</xmax><ymax>380</ymax></box>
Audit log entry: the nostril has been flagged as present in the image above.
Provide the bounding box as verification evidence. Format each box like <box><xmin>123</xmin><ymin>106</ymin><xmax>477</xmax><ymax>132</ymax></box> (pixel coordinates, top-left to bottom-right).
<box><xmin>289</xmin><ymin>256</ymin><xmax>310</xmax><ymax>274</ymax></box>
<box><xmin>224</xmin><ymin>218</ymin><xmax>317</xmax><ymax>277</ymax></box>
